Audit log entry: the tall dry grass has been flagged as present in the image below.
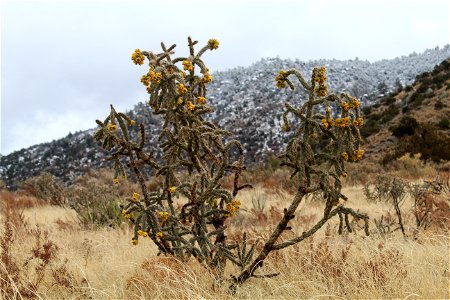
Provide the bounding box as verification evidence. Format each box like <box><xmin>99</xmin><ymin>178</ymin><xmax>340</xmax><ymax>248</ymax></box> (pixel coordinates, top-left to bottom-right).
<box><xmin>0</xmin><ymin>170</ymin><xmax>449</xmax><ymax>299</ymax></box>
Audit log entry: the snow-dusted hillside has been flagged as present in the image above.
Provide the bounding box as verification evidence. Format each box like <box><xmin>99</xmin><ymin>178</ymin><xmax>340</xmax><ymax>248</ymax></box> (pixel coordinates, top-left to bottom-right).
<box><xmin>1</xmin><ymin>46</ymin><xmax>449</xmax><ymax>189</ymax></box>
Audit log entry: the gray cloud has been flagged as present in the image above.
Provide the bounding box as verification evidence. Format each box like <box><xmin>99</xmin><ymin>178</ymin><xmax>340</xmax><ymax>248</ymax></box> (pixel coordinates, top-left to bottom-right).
<box><xmin>1</xmin><ymin>0</ymin><xmax>449</xmax><ymax>154</ymax></box>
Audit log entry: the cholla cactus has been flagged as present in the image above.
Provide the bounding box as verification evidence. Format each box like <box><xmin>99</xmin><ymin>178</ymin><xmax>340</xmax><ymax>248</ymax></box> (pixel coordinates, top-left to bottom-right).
<box><xmin>365</xmin><ymin>176</ymin><xmax>408</xmax><ymax>236</ymax></box>
<box><xmin>94</xmin><ymin>37</ymin><xmax>252</xmax><ymax>279</ymax></box>
<box><xmin>95</xmin><ymin>39</ymin><xmax>371</xmax><ymax>289</ymax></box>
<box><xmin>231</xmin><ymin>66</ymin><xmax>370</xmax><ymax>289</ymax></box>
<box><xmin>363</xmin><ymin>175</ymin><xmax>396</xmax><ymax>203</ymax></box>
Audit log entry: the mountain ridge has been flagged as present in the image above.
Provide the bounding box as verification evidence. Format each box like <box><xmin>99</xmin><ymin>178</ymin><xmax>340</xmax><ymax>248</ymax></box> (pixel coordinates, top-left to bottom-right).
<box><xmin>1</xmin><ymin>46</ymin><xmax>449</xmax><ymax>189</ymax></box>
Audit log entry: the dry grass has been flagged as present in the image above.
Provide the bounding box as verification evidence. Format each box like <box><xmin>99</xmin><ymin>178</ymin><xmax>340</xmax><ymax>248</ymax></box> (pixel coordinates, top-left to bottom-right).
<box><xmin>0</xmin><ymin>173</ymin><xmax>449</xmax><ymax>299</ymax></box>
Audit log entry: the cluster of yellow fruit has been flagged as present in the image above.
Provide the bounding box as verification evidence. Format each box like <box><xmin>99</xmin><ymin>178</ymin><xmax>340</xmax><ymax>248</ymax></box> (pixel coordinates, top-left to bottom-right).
<box><xmin>207</xmin><ymin>38</ymin><xmax>219</xmax><ymax>49</ymax></box>
<box><xmin>321</xmin><ymin>116</ymin><xmax>363</xmax><ymax>129</ymax></box>
<box><xmin>158</xmin><ymin>211</ymin><xmax>170</xmax><ymax>221</ymax></box>
<box><xmin>140</xmin><ymin>68</ymin><xmax>162</xmax><ymax>88</ymax></box>
<box><xmin>202</xmin><ymin>72</ymin><xmax>213</xmax><ymax>83</ymax></box>
<box><xmin>196</xmin><ymin>96</ymin><xmax>207</xmax><ymax>105</ymax></box>
<box><xmin>131</xmin><ymin>48</ymin><xmax>145</xmax><ymax>65</ymax></box>
<box><xmin>353</xmin><ymin>117</ymin><xmax>364</xmax><ymax>127</ymax></box>
<box><xmin>352</xmin><ymin>149</ymin><xmax>365</xmax><ymax>161</ymax></box>
<box><xmin>321</xmin><ymin>117</ymin><xmax>349</xmax><ymax>129</ymax></box>
<box><xmin>131</xmin><ymin>39</ymin><xmax>218</xmax><ymax>115</ymax></box>
<box><xmin>137</xmin><ymin>230</ymin><xmax>148</xmax><ymax>237</ymax></box>
<box><xmin>131</xmin><ymin>192</ymin><xmax>139</xmax><ymax>202</ymax></box>
<box><xmin>106</xmin><ymin>118</ymin><xmax>136</xmax><ymax>134</ymax></box>
<box><xmin>314</xmin><ymin>67</ymin><xmax>327</xmax><ymax>97</ymax></box>
<box><xmin>177</xmin><ymin>83</ymin><xmax>188</xmax><ymax>95</ymax></box>
<box><xmin>341</xmin><ymin>149</ymin><xmax>365</xmax><ymax>162</ymax></box>
<box><xmin>225</xmin><ymin>199</ymin><xmax>241</xmax><ymax>218</ymax></box>
<box><xmin>275</xmin><ymin>70</ymin><xmax>287</xmax><ymax>88</ymax></box>
<box><xmin>340</xmin><ymin>98</ymin><xmax>361</xmax><ymax>111</ymax></box>
<box><xmin>132</xmin><ymin>230</ymin><xmax>162</xmax><ymax>245</ymax></box>
<box><xmin>106</xmin><ymin>124</ymin><xmax>117</xmax><ymax>131</ymax></box>
<box><xmin>121</xmin><ymin>209</ymin><xmax>132</xmax><ymax>219</ymax></box>
<box><xmin>182</xmin><ymin>60</ymin><xmax>194</xmax><ymax>72</ymax></box>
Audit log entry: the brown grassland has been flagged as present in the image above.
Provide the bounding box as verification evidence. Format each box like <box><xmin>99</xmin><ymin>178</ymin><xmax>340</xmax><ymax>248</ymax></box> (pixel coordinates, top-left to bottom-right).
<box><xmin>0</xmin><ymin>156</ymin><xmax>449</xmax><ymax>299</ymax></box>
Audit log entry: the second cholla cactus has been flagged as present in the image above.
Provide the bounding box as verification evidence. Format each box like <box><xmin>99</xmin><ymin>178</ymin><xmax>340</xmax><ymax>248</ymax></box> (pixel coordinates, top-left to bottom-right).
<box><xmin>230</xmin><ymin>66</ymin><xmax>370</xmax><ymax>289</ymax></box>
<box><xmin>277</xmin><ymin>66</ymin><xmax>365</xmax><ymax>199</ymax></box>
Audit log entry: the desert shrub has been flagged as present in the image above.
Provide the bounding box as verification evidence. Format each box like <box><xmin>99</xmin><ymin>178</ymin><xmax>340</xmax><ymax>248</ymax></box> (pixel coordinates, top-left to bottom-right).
<box><xmin>73</xmin><ymin>168</ymin><xmax>140</xmax><ymax>196</ymax></box>
<box><xmin>390</xmin><ymin>115</ymin><xmax>419</xmax><ymax>138</ymax></box>
<box><xmin>263</xmin><ymin>154</ymin><xmax>282</xmax><ymax>171</ymax></box>
<box><xmin>0</xmin><ymin>191</ymin><xmax>32</xmax><ymax>230</ymax></box>
<box><xmin>0</xmin><ymin>187</ymin><xmax>75</xmax><ymax>298</ymax></box>
<box><xmin>361</xmin><ymin>106</ymin><xmax>372</xmax><ymax>115</ymax></box>
<box><xmin>380</xmin><ymin>104</ymin><xmax>399</xmax><ymax>123</ymax></box>
<box><xmin>434</xmin><ymin>100</ymin><xmax>444</xmax><ymax>110</ymax></box>
<box><xmin>437</xmin><ymin>118</ymin><xmax>450</xmax><ymax>129</ymax></box>
<box><xmin>409</xmin><ymin>177</ymin><xmax>450</xmax><ymax>231</ymax></box>
<box><xmin>18</xmin><ymin>172</ymin><xmax>66</xmax><ymax>206</ymax></box>
<box><xmin>0</xmin><ymin>219</ymin><xmax>74</xmax><ymax>298</ymax></box>
<box><xmin>360</xmin><ymin>119</ymin><xmax>381</xmax><ymax>138</ymax></box>
<box><xmin>250</xmin><ymin>189</ymin><xmax>267</xmax><ymax>215</ymax></box>
<box><xmin>66</xmin><ymin>182</ymin><xmax>123</xmax><ymax>229</ymax></box>
<box><xmin>409</xmin><ymin>91</ymin><xmax>425</xmax><ymax>107</ymax></box>
<box><xmin>382</xmin><ymin>96</ymin><xmax>396</xmax><ymax>106</ymax></box>
<box><xmin>344</xmin><ymin>161</ymin><xmax>384</xmax><ymax>186</ymax></box>
<box><xmin>384</xmin><ymin>123</ymin><xmax>450</xmax><ymax>164</ymax></box>
<box><xmin>66</xmin><ymin>169</ymin><xmax>141</xmax><ymax>228</ymax></box>
<box><xmin>94</xmin><ymin>37</ymin><xmax>370</xmax><ymax>291</ymax></box>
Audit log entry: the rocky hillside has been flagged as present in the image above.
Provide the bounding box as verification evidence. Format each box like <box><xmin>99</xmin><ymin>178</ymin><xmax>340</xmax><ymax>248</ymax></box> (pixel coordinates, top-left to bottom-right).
<box><xmin>361</xmin><ymin>58</ymin><xmax>450</xmax><ymax>163</ymax></box>
<box><xmin>1</xmin><ymin>46</ymin><xmax>449</xmax><ymax>189</ymax></box>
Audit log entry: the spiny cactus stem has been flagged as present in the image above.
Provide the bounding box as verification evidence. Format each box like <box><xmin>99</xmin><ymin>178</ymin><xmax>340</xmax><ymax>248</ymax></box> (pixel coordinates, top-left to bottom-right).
<box><xmin>273</xmin><ymin>207</ymin><xmax>340</xmax><ymax>251</ymax></box>
<box><xmin>188</xmin><ymin>36</ymin><xmax>196</xmax><ymax>56</ymax></box>
<box><xmin>126</xmin><ymin>149</ymin><xmax>151</xmax><ymax>204</ymax></box>
<box><xmin>338</xmin><ymin>211</ymin><xmax>345</xmax><ymax>234</ymax></box>
<box><xmin>285</xmin><ymin>69</ymin><xmax>311</xmax><ymax>91</ymax></box>
<box><xmin>232</xmin><ymin>170</ymin><xmax>253</xmax><ymax>197</ymax></box>
<box><xmin>231</xmin><ymin>185</ymin><xmax>317</xmax><ymax>287</ymax></box>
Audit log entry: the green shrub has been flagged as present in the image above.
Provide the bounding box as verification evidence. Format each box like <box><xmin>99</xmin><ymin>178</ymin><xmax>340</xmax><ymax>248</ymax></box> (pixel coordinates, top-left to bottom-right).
<box><xmin>384</xmin><ymin>123</ymin><xmax>450</xmax><ymax>164</ymax></box>
<box><xmin>380</xmin><ymin>104</ymin><xmax>399</xmax><ymax>123</ymax></box>
<box><xmin>19</xmin><ymin>172</ymin><xmax>66</xmax><ymax>206</ymax></box>
<box><xmin>391</xmin><ymin>116</ymin><xmax>419</xmax><ymax>138</ymax></box>
<box><xmin>360</xmin><ymin>119</ymin><xmax>381</xmax><ymax>138</ymax></box>
<box><xmin>383</xmin><ymin>96</ymin><xmax>396</xmax><ymax>106</ymax></box>
<box><xmin>361</xmin><ymin>106</ymin><xmax>372</xmax><ymax>115</ymax></box>
<box><xmin>67</xmin><ymin>182</ymin><xmax>123</xmax><ymax>229</ymax></box>
<box><xmin>437</xmin><ymin>118</ymin><xmax>450</xmax><ymax>129</ymax></box>
<box><xmin>434</xmin><ymin>100</ymin><xmax>444</xmax><ymax>110</ymax></box>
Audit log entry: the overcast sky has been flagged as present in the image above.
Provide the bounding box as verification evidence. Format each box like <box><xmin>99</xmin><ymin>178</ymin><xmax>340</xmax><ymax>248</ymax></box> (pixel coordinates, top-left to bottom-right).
<box><xmin>1</xmin><ymin>0</ymin><xmax>449</xmax><ymax>155</ymax></box>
